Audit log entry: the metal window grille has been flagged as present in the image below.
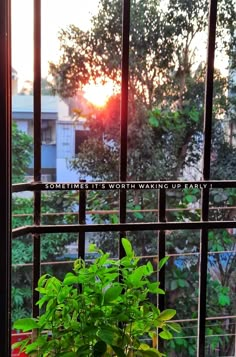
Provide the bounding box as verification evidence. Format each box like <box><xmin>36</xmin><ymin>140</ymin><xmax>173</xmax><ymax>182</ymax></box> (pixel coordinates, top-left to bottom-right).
<box><xmin>0</xmin><ymin>0</ymin><xmax>236</xmax><ymax>356</ymax></box>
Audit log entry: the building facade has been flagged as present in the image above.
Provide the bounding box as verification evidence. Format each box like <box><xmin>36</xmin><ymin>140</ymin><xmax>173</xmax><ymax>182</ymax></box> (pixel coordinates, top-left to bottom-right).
<box><xmin>12</xmin><ymin>95</ymin><xmax>88</xmax><ymax>182</ymax></box>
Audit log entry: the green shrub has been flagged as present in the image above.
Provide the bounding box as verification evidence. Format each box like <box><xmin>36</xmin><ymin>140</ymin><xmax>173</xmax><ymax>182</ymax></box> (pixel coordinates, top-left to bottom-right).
<box><xmin>13</xmin><ymin>238</ymin><xmax>180</xmax><ymax>356</ymax></box>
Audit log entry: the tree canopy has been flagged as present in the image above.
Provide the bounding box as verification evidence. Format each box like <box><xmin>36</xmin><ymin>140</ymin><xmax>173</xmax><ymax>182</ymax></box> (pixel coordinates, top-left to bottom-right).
<box><xmin>12</xmin><ymin>122</ymin><xmax>33</xmax><ymax>183</ymax></box>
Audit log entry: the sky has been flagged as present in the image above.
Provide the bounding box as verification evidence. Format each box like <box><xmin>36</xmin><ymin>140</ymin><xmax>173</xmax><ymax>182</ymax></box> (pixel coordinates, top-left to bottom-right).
<box><xmin>12</xmin><ymin>0</ymin><xmax>99</xmax><ymax>89</ymax></box>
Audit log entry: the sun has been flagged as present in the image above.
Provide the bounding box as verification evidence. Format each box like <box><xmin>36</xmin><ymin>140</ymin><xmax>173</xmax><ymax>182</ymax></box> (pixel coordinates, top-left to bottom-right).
<box><xmin>83</xmin><ymin>81</ymin><xmax>114</xmax><ymax>107</ymax></box>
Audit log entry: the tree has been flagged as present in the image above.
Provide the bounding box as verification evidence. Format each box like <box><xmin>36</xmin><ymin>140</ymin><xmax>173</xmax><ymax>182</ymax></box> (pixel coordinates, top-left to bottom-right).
<box><xmin>12</xmin><ymin>122</ymin><xmax>33</xmax><ymax>183</ymax></box>
<box><xmin>50</xmin><ymin>0</ymin><xmax>235</xmax><ymax>179</ymax></box>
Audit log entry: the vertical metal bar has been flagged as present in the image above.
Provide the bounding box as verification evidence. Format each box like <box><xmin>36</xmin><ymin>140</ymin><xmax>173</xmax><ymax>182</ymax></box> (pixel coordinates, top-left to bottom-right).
<box><xmin>158</xmin><ymin>189</ymin><xmax>166</xmax><ymax>351</ymax></box>
<box><xmin>0</xmin><ymin>0</ymin><xmax>11</xmax><ymax>354</ymax></box>
<box><xmin>119</xmin><ymin>0</ymin><xmax>130</xmax><ymax>259</ymax></box>
<box><xmin>78</xmin><ymin>180</ymin><xmax>86</xmax><ymax>260</ymax></box>
<box><xmin>158</xmin><ymin>189</ymin><xmax>166</xmax><ymax>309</ymax></box>
<box><xmin>33</xmin><ymin>0</ymin><xmax>41</xmax><ymax>318</ymax></box>
<box><xmin>197</xmin><ymin>0</ymin><xmax>217</xmax><ymax>355</ymax></box>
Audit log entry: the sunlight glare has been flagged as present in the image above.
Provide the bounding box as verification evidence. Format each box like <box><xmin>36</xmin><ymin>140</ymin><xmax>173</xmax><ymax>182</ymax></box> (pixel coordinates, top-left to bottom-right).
<box><xmin>83</xmin><ymin>82</ymin><xmax>114</xmax><ymax>107</ymax></box>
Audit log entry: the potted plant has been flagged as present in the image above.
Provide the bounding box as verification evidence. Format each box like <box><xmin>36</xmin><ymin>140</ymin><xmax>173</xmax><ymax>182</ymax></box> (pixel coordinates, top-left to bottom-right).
<box><xmin>13</xmin><ymin>238</ymin><xmax>180</xmax><ymax>356</ymax></box>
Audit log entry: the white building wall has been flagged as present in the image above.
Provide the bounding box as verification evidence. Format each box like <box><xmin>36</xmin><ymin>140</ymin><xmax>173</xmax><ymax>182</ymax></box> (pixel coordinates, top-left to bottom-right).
<box><xmin>58</xmin><ymin>99</ymin><xmax>70</xmax><ymax>120</ymax></box>
<box><xmin>57</xmin><ymin>122</ymin><xmax>75</xmax><ymax>159</ymax></box>
<box><xmin>56</xmin><ymin>120</ymin><xmax>92</xmax><ymax>182</ymax></box>
<box><xmin>57</xmin><ymin>121</ymin><xmax>77</xmax><ymax>182</ymax></box>
<box><xmin>56</xmin><ymin>158</ymin><xmax>80</xmax><ymax>182</ymax></box>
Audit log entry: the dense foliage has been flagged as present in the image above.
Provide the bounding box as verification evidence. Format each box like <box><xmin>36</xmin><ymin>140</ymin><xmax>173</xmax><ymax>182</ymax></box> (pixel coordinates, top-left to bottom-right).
<box><xmin>12</xmin><ymin>121</ymin><xmax>33</xmax><ymax>184</ymax></box>
<box><xmin>13</xmin><ymin>239</ymin><xmax>180</xmax><ymax>357</ymax></box>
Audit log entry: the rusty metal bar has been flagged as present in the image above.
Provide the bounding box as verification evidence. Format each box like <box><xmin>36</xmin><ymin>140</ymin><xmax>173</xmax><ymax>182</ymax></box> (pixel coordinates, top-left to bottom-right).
<box><xmin>12</xmin><ymin>220</ymin><xmax>236</xmax><ymax>238</ymax></box>
<box><xmin>158</xmin><ymin>189</ymin><xmax>166</xmax><ymax>351</ymax></box>
<box><xmin>0</xmin><ymin>0</ymin><xmax>11</xmax><ymax>353</ymax></box>
<box><xmin>32</xmin><ymin>0</ymin><xmax>41</xmax><ymax>318</ymax></box>
<box><xmin>119</xmin><ymin>0</ymin><xmax>130</xmax><ymax>259</ymax></box>
<box><xmin>78</xmin><ymin>180</ymin><xmax>86</xmax><ymax>260</ymax></box>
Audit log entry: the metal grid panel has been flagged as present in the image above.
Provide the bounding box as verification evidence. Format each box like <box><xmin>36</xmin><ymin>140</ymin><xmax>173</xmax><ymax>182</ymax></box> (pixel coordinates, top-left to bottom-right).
<box><xmin>1</xmin><ymin>0</ymin><xmax>236</xmax><ymax>356</ymax></box>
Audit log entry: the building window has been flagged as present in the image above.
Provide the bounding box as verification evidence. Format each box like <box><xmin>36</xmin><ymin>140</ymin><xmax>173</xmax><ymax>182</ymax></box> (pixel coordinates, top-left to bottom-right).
<box><xmin>41</xmin><ymin>121</ymin><xmax>54</xmax><ymax>144</ymax></box>
<box><xmin>75</xmin><ymin>130</ymin><xmax>88</xmax><ymax>154</ymax></box>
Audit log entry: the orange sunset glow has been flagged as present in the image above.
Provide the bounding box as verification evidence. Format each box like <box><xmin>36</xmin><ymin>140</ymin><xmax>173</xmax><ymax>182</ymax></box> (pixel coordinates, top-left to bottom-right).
<box><xmin>83</xmin><ymin>81</ymin><xmax>115</xmax><ymax>107</ymax></box>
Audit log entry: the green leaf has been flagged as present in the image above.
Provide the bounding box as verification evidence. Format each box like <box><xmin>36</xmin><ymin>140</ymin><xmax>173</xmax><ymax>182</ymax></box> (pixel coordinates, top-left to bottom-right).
<box><xmin>156</xmin><ymin>288</ymin><xmax>165</xmax><ymax>294</ymax></box>
<box><xmin>159</xmin><ymin>330</ymin><xmax>173</xmax><ymax>340</ymax></box>
<box><xmin>13</xmin><ymin>318</ymin><xmax>38</xmax><ymax>332</ymax></box>
<box><xmin>129</xmin><ymin>266</ymin><xmax>145</xmax><ymax>284</ymax></box>
<box><xmin>189</xmin><ymin>110</ymin><xmax>199</xmax><ymax>123</ymax></box>
<box><xmin>97</xmin><ymin>327</ymin><xmax>117</xmax><ymax>345</ymax></box>
<box><xmin>38</xmin><ymin>274</ymin><xmax>49</xmax><ymax>287</ymax></box>
<box><xmin>148</xmin><ymin>283</ymin><xmax>165</xmax><ymax>294</ymax></box>
<box><xmin>149</xmin><ymin>116</ymin><xmax>159</xmax><ymax>127</ymax></box>
<box><xmin>12</xmin><ymin>338</ymin><xmax>30</xmax><ymax>351</ymax></box>
<box><xmin>12</xmin><ymin>337</ymin><xmax>31</xmax><ymax>353</ymax></box>
<box><xmin>139</xmin><ymin>343</ymin><xmax>150</xmax><ymax>350</ymax></box>
<box><xmin>12</xmin><ymin>341</ymin><xmax>23</xmax><ymax>350</ymax></box>
<box><xmin>36</xmin><ymin>295</ymin><xmax>49</xmax><ymax>308</ymax></box>
<box><xmin>110</xmin><ymin>214</ymin><xmax>119</xmax><ymax>224</ymax></box>
<box><xmin>185</xmin><ymin>195</ymin><xmax>196</xmax><ymax>203</ymax></box>
<box><xmin>139</xmin><ymin>348</ymin><xmax>165</xmax><ymax>356</ymax></box>
<box><xmin>178</xmin><ymin>279</ymin><xmax>186</xmax><ymax>288</ymax></box>
<box><xmin>121</xmin><ymin>238</ymin><xmax>133</xmax><ymax>257</ymax></box>
<box><xmin>208</xmin><ymin>231</ymin><xmax>214</xmax><ymax>239</ymax></box>
<box><xmin>134</xmin><ymin>211</ymin><xmax>144</xmax><ymax>219</ymax></box>
<box><xmin>104</xmin><ymin>285</ymin><xmax>122</xmax><ymax>304</ymax></box>
<box><xmin>219</xmin><ymin>293</ymin><xmax>230</xmax><ymax>306</ymax></box>
<box><xmin>60</xmin><ymin>353</ymin><xmax>78</xmax><ymax>357</ymax></box>
<box><xmin>159</xmin><ymin>256</ymin><xmax>169</xmax><ymax>270</ymax></box>
<box><xmin>88</xmin><ymin>243</ymin><xmax>97</xmax><ymax>252</ymax></box>
<box><xmin>63</xmin><ymin>273</ymin><xmax>78</xmax><ymax>285</ymax></box>
<box><xmin>168</xmin><ymin>322</ymin><xmax>182</xmax><ymax>333</ymax></box>
<box><xmin>170</xmin><ymin>280</ymin><xmax>178</xmax><ymax>290</ymax></box>
<box><xmin>158</xmin><ymin>309</ymin><xmax>176</xmax><ymax>321</ymax></box>
<box><xmin>93</xmin><ymin>341</ymin><xmax>107</xmax><ymax>357</ymax></box>
<box><xmin>111</xmin><ymin>345</ymin><xmax>126</xmax><ymax>357</ymax></box>
<box><xmin>146</xmin><ymin>261</ymin><xmax>154</xmax><ymax>274</ymax></box>
<box><xmin>25</xmin><ymin>335</ymin><xmax>48</xmax><ymax>353</ymax></box>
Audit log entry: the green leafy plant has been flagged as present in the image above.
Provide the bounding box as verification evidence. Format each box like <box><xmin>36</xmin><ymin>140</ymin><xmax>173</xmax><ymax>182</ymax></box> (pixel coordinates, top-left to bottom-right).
<box><xmin>13</xmin><ymin>238</ymin><xmax>180</xmax><ymax>356</ymax></box>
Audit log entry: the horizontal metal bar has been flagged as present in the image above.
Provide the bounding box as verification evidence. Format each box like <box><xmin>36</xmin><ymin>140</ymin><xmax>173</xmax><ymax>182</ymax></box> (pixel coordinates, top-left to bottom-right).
<box><xmin>12</xmin><ymin>183</ymin><xmax>36</xmax><ymax>192</ymax></box>
<box><xmin>11</xmin><ymin>205</ymin><xmax>236</xmax><ymax>218</ymax></box>
<box><xmin>171</xmin><ymin>315</ymin><xmax>236</xmax><ymax>324</ymax></box>
<box><xmin>172</xmin><ymin>333</ymin><xmax>235</xmax><ymax>340</ymax></box>
<box><xmin>12</xmin><ymin>226</ymin><xmax>32</xmax><ymax>237</ymax></box>
<box><xmin>12</xmin><ymin>180</ymin><xmax>236</xmax><ymax>192</ymax></box>
<box><xmin>12</xmin><ymin>220</ymin><xmax>236</xmax><ymax>238</ymax></box>
<box><xmin>11</xmin><ymin>248</ymin><xmax>236</xmax><ymax>267</ymax></box>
